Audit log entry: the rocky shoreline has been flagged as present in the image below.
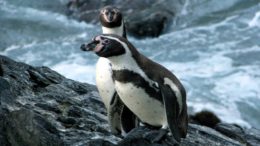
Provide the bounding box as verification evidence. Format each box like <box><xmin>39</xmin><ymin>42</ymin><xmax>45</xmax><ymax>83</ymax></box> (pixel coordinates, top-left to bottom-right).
<box><xmin>0</xmin><ymin>55</ymin><xmax>259</xmax><ymax>146</ymax></box>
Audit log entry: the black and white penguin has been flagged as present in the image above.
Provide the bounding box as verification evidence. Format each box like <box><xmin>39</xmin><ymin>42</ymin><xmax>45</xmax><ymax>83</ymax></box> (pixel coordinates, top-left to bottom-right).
<box><xmin>81</xmin><ymin>34</ymin><xmax>188</xmax><ymax>143</ymax></box>
<box><xmin>96</xmin><ymin>6</ymin><xmax>137</xmax><ymax>135</ymax></box>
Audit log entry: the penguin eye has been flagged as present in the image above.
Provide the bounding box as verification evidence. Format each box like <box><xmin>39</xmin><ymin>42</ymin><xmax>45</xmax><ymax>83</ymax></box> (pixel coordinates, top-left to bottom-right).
<box><xmin>111</xmin><ymin>11</ymin><xmax>115</xmax><ymax>15</ymax></box>
<box><xmin>103</xmin><ymin>39</ymin><xmax>110</xmax><ymax>44</ymax></box>
<box><xmin>105</xmin><ymin>11</ymin><xmax>109</xmax><ymax>15</ymax></box>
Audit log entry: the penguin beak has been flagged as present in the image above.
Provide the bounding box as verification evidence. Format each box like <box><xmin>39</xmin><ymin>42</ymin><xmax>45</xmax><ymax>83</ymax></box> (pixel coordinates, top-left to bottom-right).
<box><xmin>80</xmin><ymin>40</ymin><xmax>99</xmax><ymax>52</ymax></box>
<box><xmin>108</xmin><ymin>14</ymin><xmax>113</xmax><ymax>22</ymax></box>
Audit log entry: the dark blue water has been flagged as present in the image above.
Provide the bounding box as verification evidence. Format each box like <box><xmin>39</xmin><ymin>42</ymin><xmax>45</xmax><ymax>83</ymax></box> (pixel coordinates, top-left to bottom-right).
<box><xmin>1</xmin><ymin>0</ymin><xmax>260</xmax><ymax>128</ymax></box>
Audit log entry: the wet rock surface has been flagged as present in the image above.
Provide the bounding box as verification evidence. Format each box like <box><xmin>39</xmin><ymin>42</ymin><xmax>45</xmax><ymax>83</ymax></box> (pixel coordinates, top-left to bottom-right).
<box><xmin>215</xmin><ymin>123</ymin><xmax>260</xmax><ymax>146</ymax></box>
<box><xmin>0</xmin><ymin>55</ymin><xmax>117</xmax><ymax>146</ymax></box>
<box><xmin>0</xmin><ymin>55</ymin><xmax>260</xmax><ymax>146</ymax></box>
<box><xmin>189</xmin><ymin>110</ymin><xmax>221</xmax><ymax>128</ymax></box>
<box><xmin>66</xmin><ymin>0</ymin><xmax>182</xmax><ymax>38</ymax></box>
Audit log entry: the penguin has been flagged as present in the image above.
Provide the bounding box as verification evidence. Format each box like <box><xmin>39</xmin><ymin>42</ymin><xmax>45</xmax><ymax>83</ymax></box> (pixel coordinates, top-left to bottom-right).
<box><xmin>96</xmin><ymin>6</ymin><xmax>138</xmax><ymax>135</ymax></box>
<box><xmin>81</xmin><ymin>34</ymin><xmax>188</xmax><ymax>143</ymax></box>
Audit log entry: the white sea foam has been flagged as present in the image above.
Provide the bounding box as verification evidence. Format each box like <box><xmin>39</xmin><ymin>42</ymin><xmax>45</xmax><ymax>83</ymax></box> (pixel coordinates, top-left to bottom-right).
<box><xmin>161</xmin><ymin>54</ymin><xmax>233</xmax><ymax>78</ymax></box>
<box><xmin>51</xmin><ymin>60</ymin><xmax>96</xmax><ymax>84</ymax></box>
<box><xmin>180</xmin><ymin>0</ymin><xmax>190</xmax><ymax>15</ymax></box>
<box><xmin>188</xmin><ymin>101</ymin><xmax>251</xmax><ymax>128</ymax></box>
<box><xmin>0</xmin><ymin>0</ymin><xmax>6</xmax><ymax>6</ymax></box>
<box><xmin>249</xmin><ymin>11</ymin><xmax>260</xmax><ymax>27</ymax></box>
<box><xmin>1</xmin><ymin>1</ymin><xmax>94</xmax><ymax>29</ymax></box>
<box><xmin>214</xmin><ymin>71</ymin><xmax>260</xmax><ymax>101</ymax></box>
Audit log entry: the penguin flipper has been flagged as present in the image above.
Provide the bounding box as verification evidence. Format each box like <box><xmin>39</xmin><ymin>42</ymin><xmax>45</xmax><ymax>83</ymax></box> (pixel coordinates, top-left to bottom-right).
<box><xmin>108</xmin><ymin>92</ymin><xmax>138</xmax><ymax>135</ymax></box>
<box><xmin>108</xmin><ymin>92</ymin><xmax>124</xmax><ymax>135</ymax></box>
<box><xmin>120</xmin><ymin>103</ymin><xmax>139</xmax><ymax>134</ymax></box>
<box><xmin>160</xmin><ymin>84</ymin><xmax>181</xmax><ymax>143</ymax></box>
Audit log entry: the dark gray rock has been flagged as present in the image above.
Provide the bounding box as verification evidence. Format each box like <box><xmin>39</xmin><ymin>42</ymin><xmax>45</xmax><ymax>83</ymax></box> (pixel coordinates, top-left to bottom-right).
<box><xmin>66</xmin><ymin>0</ymin><xmax>182</xmax><ymax>38</ymax></box>
<box><xmin>119</xmin><ymin>124</ymin><xmax>242</xmax><ymax>146</ymax></box>
<box><xmin>0</xmin><ymin>55</ymin><xmax>118</xmax><ymax>146</ymax></box>
<box><xmin>125</xmin><ymin>7</ymin><xmax>173</xmax><ymax>38</ymax></box>
<box><xmin>189</xmin><ymin>110</ymin><xmax>221</xmax><ymax>128</ymax></box>
<box><xmin>0</xmin><ymin>55</ymin><xmax>259</xmax><ymax>146</ymax></box>
<box><xmin>245</xmin><ymin>128</ymin><xmax>260</xmax><ymax>146</ymax></box>
<box><xmin>216</xmin><ymin>123</ymin><xmax>260</xmax><ymax>146</ymax></box>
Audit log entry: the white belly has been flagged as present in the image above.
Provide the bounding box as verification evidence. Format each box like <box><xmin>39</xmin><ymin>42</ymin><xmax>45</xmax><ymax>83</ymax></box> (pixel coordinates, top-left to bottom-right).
<box><xmin>115</xmin><ymin>81</ymin><xmax>167</xmax><ymax>127</ymax></box>
<box><xmin>96</xmin><ymin>57</ymin><xmax>115</xmax><ymax>109</ymax></box>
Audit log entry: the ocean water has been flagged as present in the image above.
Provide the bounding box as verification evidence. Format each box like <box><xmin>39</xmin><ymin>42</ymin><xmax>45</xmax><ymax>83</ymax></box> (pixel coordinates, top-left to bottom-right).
<box><xmin>0</xmin><ymin>0</ymin><xmax>260</xmax><ymax>129</ymax></box>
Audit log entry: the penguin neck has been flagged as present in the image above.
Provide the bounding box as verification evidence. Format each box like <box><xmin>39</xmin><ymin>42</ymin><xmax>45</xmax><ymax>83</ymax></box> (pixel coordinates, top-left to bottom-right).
<box><xmin>102</xmin><ymin>21</ymin><xmax>125</xmax><ymax>38</ymax></box>
<box><xmin>109</xmin><ymin>53</ymin><xmax>140</xmax><ymax>71</ymax></box>
<box><xmin>108</xmin><ymin>47</ymin><xmax>141</xmax><ymax>72</ymax></box>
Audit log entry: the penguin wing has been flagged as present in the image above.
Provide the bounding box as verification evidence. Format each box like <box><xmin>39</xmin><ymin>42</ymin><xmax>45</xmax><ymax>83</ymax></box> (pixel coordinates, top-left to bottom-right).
<box><xmin>108</xmin><ymin>92</ymin><xmax>124</xmax><ymax>135</ymax></box>
<box><xmin>160</xmin><ymin>84</ymin><xmax>181</xmax><ymax>142</ymax></box>
<box><xmin>108</xmin><ymin>92</ymin><xmax>138</xmax><ymax>135</ymax></box>
<box><xmin>120</xmin><ymin>103</ymin><xmax>139</xmax><ymax>134</ymax></box>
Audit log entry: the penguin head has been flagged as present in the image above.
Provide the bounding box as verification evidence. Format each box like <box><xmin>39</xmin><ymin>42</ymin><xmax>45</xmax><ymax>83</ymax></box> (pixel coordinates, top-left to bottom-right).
<box><xmin>81</xmin><ymin>34</ymin><xmax>126</xmax><ymax>58</ymax></box>
<box><xmin>99</xmin><ymin>6</ymin><xmax>123</xmax><ymax>28</ymax></box>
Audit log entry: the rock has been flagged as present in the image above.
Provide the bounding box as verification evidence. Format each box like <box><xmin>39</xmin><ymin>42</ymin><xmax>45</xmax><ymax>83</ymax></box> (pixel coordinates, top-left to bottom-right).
<box><xmin>189</xmin><ymin>110</ymin><xmax>221</xmax><ymax>128</ymax></box>
<box><xmin>0</xmin><ymin>54</ymin><xmax>260</xmax><ymax>146</ymax></box>
<box><xmin>125</xmin><ymin>7</ymin><xmax>173</xmax><ymax>38</ymax></box>
<box><xmin>216</xmin><ymin>123</ymin><xmax>260</xmax><ymax>146</ymax></box>
<box><xmin>119</xmin><ymin>124</ymin><xmax>242</xmax><ymax>146</ymax></box>
<box><xmin>66</xmin><ymin>0</ymin><xmax>182</xmax><ymax>38</ymax></box>
<box><xmin>0</xmin><ymin>55</ymin><xmax>118</xmax><ymax>146</ymax></box>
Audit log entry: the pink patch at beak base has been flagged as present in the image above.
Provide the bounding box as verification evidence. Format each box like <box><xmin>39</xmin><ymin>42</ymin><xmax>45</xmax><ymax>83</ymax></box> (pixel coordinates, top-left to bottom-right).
<box><xmin>94</xmin><ymin>44</ymin><xmax>104</xmax><ymax>53</ymax></box>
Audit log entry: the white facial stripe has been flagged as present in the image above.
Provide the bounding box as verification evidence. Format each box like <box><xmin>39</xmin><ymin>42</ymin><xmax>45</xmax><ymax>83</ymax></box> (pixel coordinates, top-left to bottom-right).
<box><xmin>103</xmin><ymin>35</ymin><xmax>159</xmax><ymax>92</ymax></box>
<box><xmin>113</xmin><ymin>8</ymin><xmax>119</xmax><ymax>13</ymax></box>
<box><xmin>163</xmin><ymin>77</ymin><xmax>182</xmax><ymax>114</ymax></box>
<box><xmin>101</xmin><ymin>9</ymin><xmax>118</xmax><ymax>15</ymax></box>
<box><xmin>101</xmin><ymin>9</ymin><xmax>109</xmax><ymax>22</ymax></box>
<box><xmin>104</xmin><ymin>14</ymin><xmax>110</xmax><ymax>22</ymax></box>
